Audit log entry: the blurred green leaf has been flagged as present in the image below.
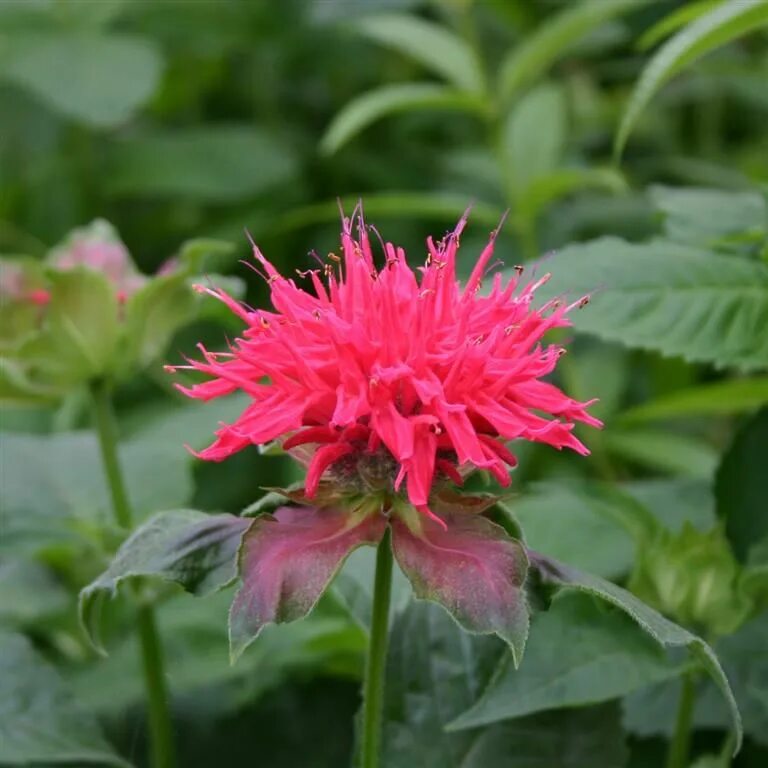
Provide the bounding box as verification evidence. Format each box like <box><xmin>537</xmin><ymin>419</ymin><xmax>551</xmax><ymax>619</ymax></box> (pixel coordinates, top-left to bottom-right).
<box><xmin>528</xmin><ymin>551</ymin><xmax>743</xmax><ymax>751</ymax></box>
<box><xmin>535</xmin><ymin>237</ymin><xmax>768</xmax><ymax>371</ymax></box>
<box><xmin>636</xmin><ymin>0</ymin><xmax>720</xmax><ymax>51</ymax></box>
<box><xmin>518</xmin><ymin>167</ymin><xmax>627</xmax><ymax>224</ymax></box>
<box><xmin>623</xmin><ymin>478</ymin><xmax>716</xmax><ymax>532</ymax></box>
<box><xmin>320</xmin><ymin>83</ymin><xmax>486</xmax><ymax>155</ymax></box>
<box><xmin>79</xmin><ymin>510</ymin><xmax>250</xmax><ymax>652</ymax></box>
<box><xmin>615</xmin><ymin>0</ymin><xmax>768</xmax><ymax>158</ymax></box>
<box><xmin>107</xmin><ymin>126</ymin><xmax>298</xmax><ymax>202</ymax></box>
<box><xmin>177</xmin><ymin>238</ymin><xmax>235</xmax><ymax>273</ymax></box>
<box><xmin>620</xmin><ymin>377</ymin><xmax>768</xmax><ymax>423</ymax></box>
<box><xmin>448</xmin><ymin>591</ymin><xmax>683</xmax><ymax>730</ymax></box>
<box><xmin>604</xmin><ymin>428</ymin><xmax>719</xmax><ymax>477</ymax></box>
<box><xmin>502</xmin><ymin>82</ymin><xmax>566</xmax><ymax>198</ymax></box>
<box><xmin>351</xmin><ymin>13</ymin><xmax>485</xmax><ymax>93</ymax></box>
<box><xmin>70</xmin><ymin>589</ymin><xmax>364</xmax><ymax>716</ymax></box>
<box><xmin>512</xmin><ymin>483</ymin><xmax>635</xmax><ymax>579</ymax></box>
<box><xmin>0</xmin><ymin>559</ymin><xmax>68</xmax><ymax>628</ymax></box>
<box><xmin>379</xmin><ymin>600</ymin><xmax>629</xmax><ymax>767</ymax></box>
<box><xmin>123</xmin><ymin>273</ymin><xmax>198</xmax><ymax>368</ymax></box>
<box><xmin>0</xmin><ymin>631</ymin><xmax>129</xmax><ymax>766</ymax></box>
<box><xmin>716</xmin><ymin>407</ymin><xmax>768</xmax><ymax>562</ymax></box>
<box><xmin>0</xmin><ymin>429</ymin><xmax>194</xmax><ymax>554</ymax></box>
<box><xmin>498</xmin><ymin>0</ymin><xmax>647</xmax><ymax>102</ymax></box>
<box><xmin>0</xmin><ymin>33</ymin><xmax>162</xmax><ymax>127</ymax></box>
<box><xmin>649</xmin><ymin>185</ymin><xmax>767</xmax><ymax>250</ymax></box>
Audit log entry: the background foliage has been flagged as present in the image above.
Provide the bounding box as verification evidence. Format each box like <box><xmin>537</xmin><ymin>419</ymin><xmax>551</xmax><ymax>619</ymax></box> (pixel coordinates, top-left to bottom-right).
<box><xmin>1</xmin><ymin>0</ymin><xmax>767</xmax><ymax>766</ymax></box>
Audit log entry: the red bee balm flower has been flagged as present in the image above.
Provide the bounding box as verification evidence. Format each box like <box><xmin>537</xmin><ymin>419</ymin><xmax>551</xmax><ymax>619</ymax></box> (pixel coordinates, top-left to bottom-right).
<box><xmin>170</xmin><ymin>209</ymin><xmax>601</xmax><ymax>660</ymax></box>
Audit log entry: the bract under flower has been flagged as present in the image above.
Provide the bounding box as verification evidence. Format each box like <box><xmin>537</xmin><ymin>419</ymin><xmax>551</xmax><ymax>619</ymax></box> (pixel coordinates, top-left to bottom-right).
<box><xmin>172</xmin><ymin>208</ymin><xmax>601</xmax><ymax>519</ymax></box>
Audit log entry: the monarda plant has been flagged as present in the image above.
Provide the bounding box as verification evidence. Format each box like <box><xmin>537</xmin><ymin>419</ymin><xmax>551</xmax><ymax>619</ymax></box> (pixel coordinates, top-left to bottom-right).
<box><xmin>81</xmin><ymin>209</ymin><xmax>742</xmax><ymax>768</ymax></box>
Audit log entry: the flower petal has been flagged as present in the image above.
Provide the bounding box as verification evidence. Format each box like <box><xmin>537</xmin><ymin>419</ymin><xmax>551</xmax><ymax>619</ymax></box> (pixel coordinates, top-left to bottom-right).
<box><xmin>229</xmin><ymin>504</ymin><xmax>386</xmax><ymax>660</ymax></box>
<box><xmin>390</xmin><ymin>508</ymin><xmax>530</xmax><ymax>664</ymax></box>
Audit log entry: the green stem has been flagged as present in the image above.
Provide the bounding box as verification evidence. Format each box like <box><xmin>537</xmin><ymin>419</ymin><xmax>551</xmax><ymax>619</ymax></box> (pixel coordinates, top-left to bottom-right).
<box><xmin>666</xmin><ymin>672</ymin><xmax>696</xmax><ymax>768</ymax></box>
<box><xmin>89</xmin><ymin>379</ymin><xmax>177</xmax><ymax>768</ymax></box>
<box><xmin>360</xmin><ymin>527</ymin><xmax>394</xmax><ymax>768</ymax></box>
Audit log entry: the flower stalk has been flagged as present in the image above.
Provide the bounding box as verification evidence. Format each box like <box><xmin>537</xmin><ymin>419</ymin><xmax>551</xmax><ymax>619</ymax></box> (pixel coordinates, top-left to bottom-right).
<box><xmin>666</xmin><ymin>671</ymin><xmax>696</xmax><ymax>768</ymax></box>
<box><xmin>89</xmin><ymin>378</ymin><xmax>177</xmax><ymax>768</ymax></box>
<box><xmin>361</xmin><ymin>527</ymin><xmax>394</xmax><ymax>768</ymax></box>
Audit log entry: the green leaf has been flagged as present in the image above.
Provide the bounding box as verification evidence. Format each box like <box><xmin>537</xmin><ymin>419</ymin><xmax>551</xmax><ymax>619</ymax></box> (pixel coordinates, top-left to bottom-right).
<box><xmin>512</xmin><ymin>484</ymin><xmax>635</xmax><ymax>579</ymax></box>
<box><xmin>177</xmin><ymin>237</ymin><xmax>235</xmax><ymax>273</ymax></box>
<box><xmin>636</xmin><ymin>0</ymin><xmax>720</xmax><ymax>51</ymax></box>
<box><xmin>497</xmin><ymin>0</ymin><xmax>647</xmax><ymax>102</ymax></box>
<box><xmin>716</xmin><ymin>407</ymin><xmax>768</xmax><ymax>562</ymax></box>
<box><xmin>502</xmin><ymin>82</ymin><xmax>567</xmax><ymax>198</ymax></box>
<box><xmin>603</xmin><ymin>428</ymin><xmax>719</xmax><ymax>477</ymax></box>
<box><xmin>528</xmin><ymin>551</ymin><xmax>743</xmax><ymax>752</ymax></box>
<box><xmin>107</xmin><ymin>126</ymin><xmax>298</xmax><ymax>201</ymax></box>
<box><xmin>0</xmin><ymin>559</ymin><xmax>69</xmax><ymax>628</ymax></box>
<box><xmin>320</xmin><ymin>83</ymin><xmax>486</xmax><ymax>155</ymax></box>
<box><xmin>79</xmin><ymin>509</ymin><xmax>250</xmax><ymax>652</ymax></box>
<box><xmin>615</xmin><ymin>0</ymin><xmax>768</xmax><ymax>158</ymax></box>
<box><xmin>351</xmin><ymin>13</ymin><xmax>485</xmax><ymax>93</ymax></box>
<box><xmin>448</xmin><ymin>591</ymin><xmax>683</xmax><ymax>730</ymax></box>
<box><xmin>619</xmin><ymin>378</ymin><xmax>768</xmax><ymax>423</ymax></box>
<box><xmin>0</xmin><ymin>429</ymin><xmax>194</xmax><ymax>554</ymax></box>
<box><xmin>0</xmin><ymin>32</ymin><xmax>162</xmax><ymax>127</ymax></box>
<box><xmin>624</xmin><ymin>613</ymin><xmax>768</xmax><ymax>747</ymax></box>
<box><xmin>517</xmin><ymin>167</ymin><xmax>627</xmax><ymax>223</ymax></box>
<box><xmin>649</xmin><ymin>185</ymin><xmax>767</xmax><ymax>251</ymax></box>
<box><xmin>534</xmin><ymin>237</ymin><xmax>768</xmax><ymax>371</ymax></box>
<box><xmin>70</xmin><ymin>588</ymin><xmax>365</xmax><ymax>716</ymax></box>
<box><xmin>379</xmin><ymin>601</ymin><xmax>628</xmax><ymax>767</ymax></box>
<box><xmin>21</xmin><ymin>268</ymin><xmax>120</xmax><ymax>385</ymax></box>
<box><xmin>623</xmin><ymin>478</ymin><xmax>716</xmax><ymax>532</ymax></box>
<box><xmin>0</xmin><ymin>631</ymin><xmax>129</xmax><ymax>766</ymax></box>
<box><xmin>123</xmin><ymin>273</ymin><xmax>198</xmax><ymax>368</ymax></box>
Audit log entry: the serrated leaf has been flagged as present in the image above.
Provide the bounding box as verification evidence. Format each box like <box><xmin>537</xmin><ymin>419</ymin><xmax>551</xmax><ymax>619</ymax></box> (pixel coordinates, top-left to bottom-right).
<box><xmin>229</xmin><ymin>505</ymin><xmax>386</xmax><ymax>661</ymax></box>
<box><xmin>379</xmin><ymin>601</ymin><xmax>628</xmax><ymax>767</ymax></box>
<box><xmin>390</xmin><ymin>510</ymin><xmax>529</xmax><ymax>664</ymax></box>
<box><xmin>448</xmin><ymin>591</ymin><xmax>683</xmax><ymax>730</ymax></box>
<box><xmin>615</xmin><ymin>0</ymin><xmax>768</xmax><ymax>157</ymax></box>
<box><xmin>534</xmin><ymin>236</ymin><xmax>768</xmax><ymax>371</ymax></box>
<box><xmin>528</xmin><ymin>550</ymin><xmax>742</xmax><ymax>753</ymax></box>
<box><xmin>498</xmin><ymin>0</ymin><xmax>647</xmax><ymax>102</ymax></box>
<box><xmin>79</xmin><ymin>510</ymin><xmax>249</xmax><ymax>653</ymax></box>
<box><xmin>716</xmin><ymin>407</ymin><xmax>768</xmax><ymax>562</ymax></box>
<box><xmin>0</xmin><ymin>631</ymin><xmax>130</xmax><ymax>766</ymax></box>
<box><xmin>1</xmin><ymin>32</ymin><xmax>162</xmax><ymax>127</ymax></box>
<box><xmin>352</xmin><ymin>13</ymin><xmax>485</xmax><ymax>93</ymax></box>
<box><xmin>619</xmin><ymin>377</ymin><xmax>768</xmax><ymax>423</ymax></box>
<box><xmin>320</xmin><ymin>83</ymin><xmax>486</xmax><ymax>155</ymax></box>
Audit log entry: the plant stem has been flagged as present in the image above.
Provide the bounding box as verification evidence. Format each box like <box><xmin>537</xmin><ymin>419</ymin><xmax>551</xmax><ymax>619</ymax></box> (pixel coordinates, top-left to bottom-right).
<box><xmin>89</xmin><ymin>379</ymin><xmax>177</xmax><ymax>768</ymax></box>
<box><xmin>360</xmin><ymin>527</ymin><xmax>394</xmax><ymax>768</ymax></box>
<box><xmin>666</xmin><ymin>672</ymin><xmax>696</xmax><ymax>768</ymax></box>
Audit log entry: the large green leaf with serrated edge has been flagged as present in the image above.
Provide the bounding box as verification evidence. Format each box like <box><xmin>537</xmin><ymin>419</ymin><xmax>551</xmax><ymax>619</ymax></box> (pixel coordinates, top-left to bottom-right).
<box><xmin>0</xmin><ymin>631</ymin><xmax>130</xmax><ymax>766</ymax></box>
<box><xmin>447</xmin><ymin>591</ymin><xmax>683</xmax><ymax>730</ymax></box>
<box><xmin>79</xmin><ymin>509</ymin><xmax>250</xmax><ymax>653</ymax></box>
<box><xmin>533</xmin><ymin>236</ymin><xmax>768</xmax><ymax>371</ymax></box>
<box><xmin>615</xmin><ymin>0</ymin><xmax>768</xmax><ymax>157</ymax></box>
<box><xmin>527</xmin><ymin>551</ymin><xmax>742</xmax><ymax>753</ymax></box>
<box><xmin>377</xmin><ymin>600</ymin><xmax>628</xmax><ymax>768</ymax></box>
<box><xmin>351</xmin><ymin>14</ymin><xmax>485</xmax><ymax>93</ymax></box>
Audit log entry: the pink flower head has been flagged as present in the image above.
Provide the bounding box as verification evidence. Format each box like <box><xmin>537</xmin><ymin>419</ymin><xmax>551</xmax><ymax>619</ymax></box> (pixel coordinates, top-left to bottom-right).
<box><xmin>170</xmin><ymin>208</ymin><xmax>601</xmax><ymax>521</ymax></box>
<box><xmin>48</xmin><ymin>220</ymin><xmax>146</xmax><ymax>301</ymax></box>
